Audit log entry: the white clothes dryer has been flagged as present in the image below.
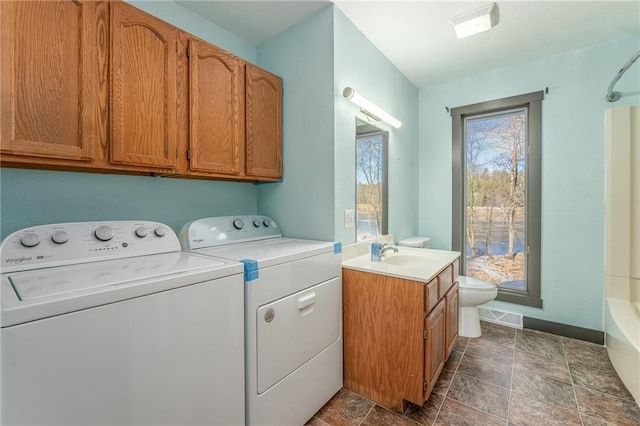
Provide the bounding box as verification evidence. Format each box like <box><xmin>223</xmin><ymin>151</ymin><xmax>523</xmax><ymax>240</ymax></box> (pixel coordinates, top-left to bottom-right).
<box><xmin>1</xmin><ymin>221</ymin><xmax>245</xmax><ymax>426</ymax></box>
<box><xmin>180</xmin><ymin>216</ymin><xmax>343</xmax><ymax>426</ymax></box>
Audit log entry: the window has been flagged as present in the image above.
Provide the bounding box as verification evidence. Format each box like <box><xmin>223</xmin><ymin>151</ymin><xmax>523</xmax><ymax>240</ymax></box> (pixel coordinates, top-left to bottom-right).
<box><xmin>356</xmin><ymin>121</ymin><xmax>388</xmax><ymax>241</ymax></box>
<box><xmin>451</xmin><ymin>92</ymin><xmax>543</xmax><ymax>308</ymax></box>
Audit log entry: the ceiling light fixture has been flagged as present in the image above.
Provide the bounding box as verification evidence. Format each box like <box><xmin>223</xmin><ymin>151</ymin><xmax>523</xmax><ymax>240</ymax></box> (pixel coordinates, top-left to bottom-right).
<box><xmin>451</xmin><ymin>2</ymin><xmax>499</xmax><ymax>39</ymax></box>
<box><xmin>342</xmin><ymin>87</ymin><xmax>402</xmax><ymax>129</ymax></box>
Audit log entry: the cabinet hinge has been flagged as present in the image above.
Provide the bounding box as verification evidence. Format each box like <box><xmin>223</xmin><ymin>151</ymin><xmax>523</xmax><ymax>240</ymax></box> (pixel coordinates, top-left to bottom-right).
<box><xmin>424</xmin><ymin>329</ymin><xmax>428</xmax><ymax>339</ymax></box>
<box><xmin>186</xmin><ymin>45</ymin><xmax>190</xmax><ymax>58</ymax></box>
<box><xmin>423</xmin><ymin>381</ymin><xmax>428</xmax><ymax>392</ymax></box>
<box><xmin>186</xmin><ymin>150</ymin><xmax>191</xmax><ymax>161</ymax></box>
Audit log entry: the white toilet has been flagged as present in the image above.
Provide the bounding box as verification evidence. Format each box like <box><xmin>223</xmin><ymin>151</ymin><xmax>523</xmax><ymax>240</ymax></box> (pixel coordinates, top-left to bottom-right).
<box><xmin>458</xmin><ymin>276</ymin><xmax>498</xmax><ymax>338</ymax></box>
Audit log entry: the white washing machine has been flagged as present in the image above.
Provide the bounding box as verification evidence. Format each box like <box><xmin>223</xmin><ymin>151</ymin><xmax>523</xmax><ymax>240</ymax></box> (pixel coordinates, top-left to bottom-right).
<box><xmin>180</xmin><ymin>216</ymin><xmax>343</xmax><ymax>426</ymax></box>
<box><xmin>1</xmin><ymin>221</ymin><xmax>245</xmax><ymax>426</ymax></box>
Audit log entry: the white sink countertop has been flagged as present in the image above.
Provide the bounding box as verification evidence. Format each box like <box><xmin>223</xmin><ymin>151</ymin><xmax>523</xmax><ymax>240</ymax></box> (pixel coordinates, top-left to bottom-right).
<box><xmin>342</xmin><ymin>246</ymin><xmax>460</xmax><ymax>283</ymax></box>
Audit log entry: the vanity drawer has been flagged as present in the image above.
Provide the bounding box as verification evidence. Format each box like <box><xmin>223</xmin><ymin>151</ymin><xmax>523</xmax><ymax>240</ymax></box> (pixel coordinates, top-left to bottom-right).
<box><xmin>425</xmin><ymin>277</ymin><xmax>439</xmax><ymax>313</ymax></box>
<box><xmin>438</xmin><ymin>264</ymin><xmax>454</xmax><ymax>299</ymax></box>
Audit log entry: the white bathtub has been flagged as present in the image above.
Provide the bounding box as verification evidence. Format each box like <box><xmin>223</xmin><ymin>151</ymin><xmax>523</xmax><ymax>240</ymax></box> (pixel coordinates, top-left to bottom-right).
<box><xmin>605</xmin><ymin>276</ymin><xmax>640</xmax><ymax>405</ymax></box>
<box><xmin>605</xmin><ymin>105</ymin><xmax>640</xmax><ymax>406</ymax></box>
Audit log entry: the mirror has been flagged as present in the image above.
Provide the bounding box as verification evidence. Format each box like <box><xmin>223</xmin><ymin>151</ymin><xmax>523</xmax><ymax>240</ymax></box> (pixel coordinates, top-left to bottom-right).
<box><xmin>355</xmin><ymin>118</ymin><xmax>389</xmax><ymax>241</ymax></box>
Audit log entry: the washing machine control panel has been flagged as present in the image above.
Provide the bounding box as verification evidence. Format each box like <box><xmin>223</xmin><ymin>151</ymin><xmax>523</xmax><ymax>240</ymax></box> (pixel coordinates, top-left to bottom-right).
<box><xmin>179</xmin><ymin>215</ymin><xmax>281</xmax><ymax>250</ymax></box>
<box><xmin>1</xmin><ymin>221</ymin><xmax>181</xmax><ymax>273</ymax></box>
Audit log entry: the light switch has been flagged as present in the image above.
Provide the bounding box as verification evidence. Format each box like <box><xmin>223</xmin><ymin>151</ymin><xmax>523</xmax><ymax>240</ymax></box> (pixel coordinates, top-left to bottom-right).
<box><xmin>344</xmin><ymin>210</ymin><xmax>355</xmax><ymax>229</ymax></box>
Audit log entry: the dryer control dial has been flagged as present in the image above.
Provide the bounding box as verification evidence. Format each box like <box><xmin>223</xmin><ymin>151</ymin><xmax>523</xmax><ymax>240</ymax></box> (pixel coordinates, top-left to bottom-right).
<box><xmin>233</xmin><ymin>219</ymin><xmax>244</xmax><ymax>230</ymax></box>
<box><xmin>94</xmin><ymin>225</ymin><xmax>114</xmax><ymax>242</ymax></box>
<box><xmin>263</xmin><ymin>219</ymin><xmax>271</xmax><ymax>227</ymax></box>
<box><xmin>51</xmin><ymin>230</ymin><xmax>69</xmax><ymax>244</ymax></box>
<box><xmin>20</xmin><ymin>233</ymin><xmax>40</xmax><ymax>248</ymax></box>
<box><xmin>135</xmin><ymin>227</ymin><xmax>148</xmax><ymax>238</ymax></box>
<box><xmin>253</xmin><ymin>219</ymin><xmax>262</xmax><ymax>228</ymax></box>
<box><xmin>154</xmin><ymin>227</ymin><xmax>166</xmax><ymax>237</ymax></box>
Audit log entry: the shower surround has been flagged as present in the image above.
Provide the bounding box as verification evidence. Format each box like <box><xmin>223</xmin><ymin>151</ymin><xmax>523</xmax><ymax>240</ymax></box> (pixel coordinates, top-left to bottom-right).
<box><xmin>605</xmin><ymin>105</ymin><xmax>640</xmax><ymax>406</ymax></box>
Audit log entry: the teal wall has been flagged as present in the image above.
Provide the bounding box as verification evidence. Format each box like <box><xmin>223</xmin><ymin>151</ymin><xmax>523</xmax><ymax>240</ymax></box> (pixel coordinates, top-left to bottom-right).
<box><xmin>333</xmin><ymin>8</ymin><xmax>419</xmax><ymax>244</ymax></box>
<box><xmin>257</xmin><ymin>5</ymin><xmax>419</xmax><ymax>243</ymax></box>
<box><xmin>418</xmin><ymin>35</ymin><xmax>640</xmax><ymax>331</ymax></box>
<box><xmin>0</xmin><ymin>1</ymin><xmax>259</xmax><ymax>239</ymax></box>
<box><xmin>256</xmin><ymin>6</ymin><xmax>336</xmax><ymax>241</ymax></box>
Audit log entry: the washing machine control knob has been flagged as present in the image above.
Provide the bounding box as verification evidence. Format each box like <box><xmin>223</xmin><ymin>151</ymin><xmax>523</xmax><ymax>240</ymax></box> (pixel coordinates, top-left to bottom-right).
<box><xmin>154</xmin><ymin>227</ymin><xmax>166</xmax><ymax>237</ymax></box>
<box><xmin>94</xmin><ymin>225</ymin><xmax>114</xmax><ymax>241</ymax></box>
<box><xmin>51</xmin><ymin>230</ymin><xmax>69</xmax><ymax>244</ymax></box>
<box><xmin>20</xmin><ymin>232</ymin><xmax>40</xmax><ymax>247</ymax></box>
<box><xmin>253</xmin><ymin>219</ymin><xmax>261</xmax><ymax>228</ymax></box>
<box><xmin>233</xmin><ymin>219</ymin><xmax>244</xmax><ymax>230</ymax></box>
<box><xmin>135</xmin><ymin>227</ymin><xmax>148</xmax><ymax>238</ymax></box>
<box><xmin>263</xmin><ymin>219</ymin><xmax>270</xmax><ymax>227</ymax></box>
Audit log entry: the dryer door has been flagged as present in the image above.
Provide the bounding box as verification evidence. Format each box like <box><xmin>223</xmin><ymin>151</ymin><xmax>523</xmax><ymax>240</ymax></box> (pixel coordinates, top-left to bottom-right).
<box><xmin>256</xmin><ymin>277</ymin><xmax>341</xmax><ymax>394</ymax></box>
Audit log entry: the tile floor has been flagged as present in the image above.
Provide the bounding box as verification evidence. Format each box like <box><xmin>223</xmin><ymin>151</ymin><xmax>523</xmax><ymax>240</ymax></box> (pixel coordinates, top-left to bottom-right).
<box><xmin>308</xmin><ymin>321</ymin><xmax>640</xmax><ymax>426</ymax></box>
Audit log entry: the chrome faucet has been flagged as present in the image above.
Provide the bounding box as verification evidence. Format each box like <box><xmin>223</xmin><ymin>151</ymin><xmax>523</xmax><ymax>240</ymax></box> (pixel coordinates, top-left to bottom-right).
<box><xmin>381</xmin><ymin>243</ymin><xmax>399</xmax><ymax>256</ymax></box>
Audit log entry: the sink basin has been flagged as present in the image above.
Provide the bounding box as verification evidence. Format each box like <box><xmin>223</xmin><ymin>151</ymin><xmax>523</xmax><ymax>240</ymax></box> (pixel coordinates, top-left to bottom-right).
<box><xmin>382</xmin><ymin>254</ymin><xmax>428</xmax><ymax>267</ymax></box>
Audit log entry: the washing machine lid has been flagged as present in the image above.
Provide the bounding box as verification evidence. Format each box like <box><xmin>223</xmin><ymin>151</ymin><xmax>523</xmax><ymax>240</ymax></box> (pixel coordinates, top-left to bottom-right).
<box><xmin>1</xmin><ymin>252</ymin><xmax>242</xmax><ymax>327</ymax></box>
<box><xmin>459</xmin><ymin>276</ymin><xmax>496</xmax><ymax>290</ymax></box>
<box><xmin>194</xmin><ymin>237</ymin><xmax>336</xmax><ymax>269</ymax></box>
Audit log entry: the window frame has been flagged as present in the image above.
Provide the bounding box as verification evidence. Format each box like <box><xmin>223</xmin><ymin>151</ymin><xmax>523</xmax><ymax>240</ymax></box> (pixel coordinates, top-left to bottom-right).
<box><xmin>355</xmin><ymin>122</ymin><xmax>389</xmax><ymax>241</ymax></box>
<box><xmin>451</xmin><ymin>91</ymin><xmax>543</xmax><ymax>308</ymax></box>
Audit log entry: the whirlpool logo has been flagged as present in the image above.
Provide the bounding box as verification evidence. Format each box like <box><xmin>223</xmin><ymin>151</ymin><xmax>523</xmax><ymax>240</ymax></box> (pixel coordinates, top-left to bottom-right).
<box><xmin>5</xmin><ymin>256</ymin><xmax>32</xmax><ymax>264</ymax></box>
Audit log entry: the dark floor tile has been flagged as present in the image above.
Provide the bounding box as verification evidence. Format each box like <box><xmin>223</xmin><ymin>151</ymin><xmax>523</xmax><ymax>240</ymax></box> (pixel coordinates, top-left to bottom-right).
<box><xmin>444</xmin><ymin>350</ymin><xmax>463</xmax><ymax>372</ymax></box>
<box><xmin>580</xmin><ymin>415</ymin><xmax>608</xmax><ymax>426</ymax></box>
<box><xmin>434</xmin><ymin>397</ymin><xmax>506</xmax><ymax>426</ymax></box>
<box><xmin>361</xmin><ymin>405</ymin><xmax>420</xmax><ymax>426</ymax></box>
<box><xmin>511</xmin><ymin>368</ymin><xmax>577</xmax><ymax>410</ymax></box>
<box><xmin>432</xmin><ymin>368</ymin><xmax>454</xmax><ymax>396</ymax></box>
<box><xmin>516</xmin><ymin>329</ymin><xmax>565</xmax><ymax>360</ymax></box>
<box><xmin>466</xmin><ymin>337</ymin><xmax>515</xmax><ymax>364</ymax></box>
<box><xmin>454</xmin><ymin>336</ymin><xmax>469</xmax><ymax>352</ymax></box>
<box><xmin>447</xmin><ymin>373</ymin><xmax>509</xmax><ymax>419</ymax></box>
<box><xmin>457</xmin><ymin>352</ymin><xmax>512</xmax><ymax>388</ymax></box>
<box><xmin>305</xmin><ymin>417</ymin><xmax>329</xmax><ymax>426</ymax></box>
<box><xmin>570</xmin><ymin>362</ymin><xmax>635</xmax><ymax>401</ymax></box>
<box><xmin>575</xmin><ymin>385</ymin><xmax>640</xmax><ymax>426</ymax></box>
<box><xmin>314</xmin><ymin>388</ymin><xmax>375</xmax><ymax>426</ymax></box>
<box><xmin>508</xmin><ymin>392</ymin><xmax>582</xmax><ymax>426</ymax></box>
<box><xmin>514</xmin><ymin>349</ymin><xmax>571</xmax><ymax>384</ymax></box>
<box><xmin>404</xmin><ymin>392</ymin><xmax>445</xmax><ymax>426</ymax></box>
<box><xmin>563</xmin><ymin>337</ymin><xmax>615</xmax><ymax>371</ymax></box>
<box><xmin>475</xmin><ymin>322</ymin><xmax>516</xmax><ymax>348</ymax></box>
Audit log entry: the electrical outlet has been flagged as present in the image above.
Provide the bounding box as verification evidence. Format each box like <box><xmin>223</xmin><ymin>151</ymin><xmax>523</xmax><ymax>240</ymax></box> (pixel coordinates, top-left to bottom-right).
<box><xmin>344</xmin><ymin>210</ymin><xmax>355</xmax><ymax>229</ymax></box>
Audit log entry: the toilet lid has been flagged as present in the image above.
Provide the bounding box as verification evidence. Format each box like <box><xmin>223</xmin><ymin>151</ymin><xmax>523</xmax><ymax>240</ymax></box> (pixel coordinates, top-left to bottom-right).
<box><xmin>459</xmin><ymin>276</ymin><xmax>496</xmax><ymax>291</ymax></box>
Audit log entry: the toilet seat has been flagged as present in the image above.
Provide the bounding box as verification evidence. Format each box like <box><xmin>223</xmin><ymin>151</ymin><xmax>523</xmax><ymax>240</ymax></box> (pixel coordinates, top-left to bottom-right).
<box><xmin>458</xmin><ymin>276</ymin><xmax>496</xmax><ymax>291</ymax></box>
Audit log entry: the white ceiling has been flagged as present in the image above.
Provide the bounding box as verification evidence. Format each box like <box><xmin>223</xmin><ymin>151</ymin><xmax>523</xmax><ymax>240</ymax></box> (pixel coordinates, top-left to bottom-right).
<box><xmin>176</xmin><ymin>1</ymin><xmax>640</xmax><ymax>88</ymax></box>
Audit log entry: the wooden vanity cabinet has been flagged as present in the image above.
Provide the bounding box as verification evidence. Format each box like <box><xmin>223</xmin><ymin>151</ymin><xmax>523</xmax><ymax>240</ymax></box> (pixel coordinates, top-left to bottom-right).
<box><xmin>343</xmin><ymin>259</ymin><xmax>460</xmax><ymax>412</ymax></box>
<box><xmin>0</xmin><ymin>0</ymin><xmax>107</xmax><ymax>167</ymax></box>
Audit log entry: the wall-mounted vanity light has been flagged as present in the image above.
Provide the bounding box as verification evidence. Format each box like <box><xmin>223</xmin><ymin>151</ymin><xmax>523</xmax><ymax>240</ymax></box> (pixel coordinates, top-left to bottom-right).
<box><xmin>450</xmin><ymin>2</ymin><xmax>499</xmax><ymax>39</ymax></box>
<box><xmin>343</xmin><ymin>87</ymin><xmax>402</xmax><ymax>129</ymax></box>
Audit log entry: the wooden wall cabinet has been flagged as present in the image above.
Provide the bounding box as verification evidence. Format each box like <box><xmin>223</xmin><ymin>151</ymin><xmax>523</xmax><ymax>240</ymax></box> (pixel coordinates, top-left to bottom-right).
<box><xmin>0</xmin><ymin>0</ymin><xmax>107</xmax><ymax>166</ymax></box>
<box><xmin>343</xmin><ymin>259</ymin><xmax>460</xmax><ymax>412</ymax></box>
<box><xmin>1</xmin><ymin>1</ymin><xmax>283</xmax><ymax>182</ymax></box>
<box><xmin>109</xmin><ymin>2</ymin><xmax>177</xmax><ymax>171</ymax></box>
<box><xmin>245</xmin><ymin>64</ymin><xmax>283</xmax><ymax>179</ymax></box>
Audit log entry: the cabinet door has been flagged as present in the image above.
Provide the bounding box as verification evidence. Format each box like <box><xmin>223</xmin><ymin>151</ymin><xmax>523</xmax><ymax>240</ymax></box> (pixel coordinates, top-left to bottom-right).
<box><xmin>110</xmin><ymin>2</ymin><xmax>177</xmax><ymax>169</ymax></box>
<box><xmin>0</xmin><ymin>1</ymin><xmax>105</xmax><ymax>162</ymax></box>
<box><xmin>424</xmin><ymin>298</ymin><xmax>446</xmax><ymax>397</ymax></box>
<box><xmin>188</xmin><ymin>39</ymin><xmax>243</xmax><ymax>175</ymax></box>
<box><xmin>245</xmin><ymin>64</ymin><xmax>282</xmax><ymax>179</ymax></box>
<box><xmin>445</xmin><ymin>283</ymin><xmax>459</xmax><ymax>358</ymax></box>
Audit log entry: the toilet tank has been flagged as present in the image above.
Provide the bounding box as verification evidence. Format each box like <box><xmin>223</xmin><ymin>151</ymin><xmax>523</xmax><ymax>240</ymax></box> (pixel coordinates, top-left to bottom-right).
<box><xmin>398</xmin><ymin>236</ymin><xmax>431</xmax><ymax>248</ymax></box>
